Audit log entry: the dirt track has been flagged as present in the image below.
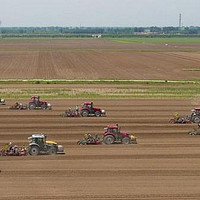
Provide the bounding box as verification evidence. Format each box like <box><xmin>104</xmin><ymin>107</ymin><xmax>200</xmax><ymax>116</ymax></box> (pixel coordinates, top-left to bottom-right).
<box><xmin>1</xmin><ymin>98</ymin><xmax>200</xmax><ymax>199</ymax></box>
<box><xmin>1</xmin><ymin>39</ymin><xmax>200</xmax><ymax>80</ymax></box>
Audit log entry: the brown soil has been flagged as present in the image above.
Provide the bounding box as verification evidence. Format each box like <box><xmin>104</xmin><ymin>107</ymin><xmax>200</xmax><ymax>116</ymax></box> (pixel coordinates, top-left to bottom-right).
<box><xmin>0</xmin><ymin>39</ymin><xmax>200</xmax><ymax>80</ymax></box>
<box><xmin>0</xmin><ymin>98</ymin><xmax>200</xmax><ymax>200</ymax></box>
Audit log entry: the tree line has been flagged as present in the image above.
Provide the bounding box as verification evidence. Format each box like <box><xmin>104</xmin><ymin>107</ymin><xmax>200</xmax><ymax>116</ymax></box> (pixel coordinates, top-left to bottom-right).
<box><xmin>1</xmin><ymin>26</ymin><xmax>200</xmax><ymax>37</ymax></box>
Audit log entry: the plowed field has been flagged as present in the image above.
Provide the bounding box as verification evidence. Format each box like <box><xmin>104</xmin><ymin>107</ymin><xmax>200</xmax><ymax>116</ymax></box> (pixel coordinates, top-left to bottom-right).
<box><xmin>1</xmin><ymin>99</ymin><xmax>200</xmax><ymax>200</ymax></box>
<box><xmin>0</xmin><ymin>39</ymin><xmax>200</xmax><ymax>80</ymax></box>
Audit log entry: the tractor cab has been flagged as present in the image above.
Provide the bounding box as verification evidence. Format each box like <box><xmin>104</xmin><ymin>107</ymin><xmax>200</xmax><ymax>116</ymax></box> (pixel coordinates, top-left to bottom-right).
<box><xmin>104</xmin><ymin>125</ymin><xmax>124</xmax><ymax>136</ymax></box>
<box><xmin>28</xmin><ymin>134</ymin><xmax>47</xmax><ymax>148</ymax></box>
<box><xmin>81</xmin><ymin>102</ymin><xmax>94</xmax><ymax>111</ymax></box>
<box><xmin>30</xmin><ymin>96</ymin><xmax>40</xmax><ymax>103</ymax></box>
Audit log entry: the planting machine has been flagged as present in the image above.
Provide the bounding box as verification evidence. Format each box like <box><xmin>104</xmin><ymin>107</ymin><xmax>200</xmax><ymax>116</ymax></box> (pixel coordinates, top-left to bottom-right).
<box><xmin>0</xmin><ymin>144</ymin><xmax>27</xmax><ymax>156</ymax></box>
<box><xmin>169</xmin><ymin>113</ymin><xmax>191</xmax><ymax>124</ymax></box>
<box><xmin>28</xmin><ymin>96</ymin><xmax>52</xmax><ymax>110</ymax></box>
<box><xmin>9</xmin><ymin>102</ymin><xmax>28</xmax><ymax>110</ymax></box>
<box><xmin>77</xmin><ymin>133</ymin><xmax>101</xmax><ymax>145</ymax></box>
<box><xmin>28</xmin><ymin>134</ymin><xmax>64</xmax><ymax>156</ymax></box>
<box><xmin>61</xmin><ymin>108</ymin><xmax>80</xmax><ymax>117</ymax></box>
<box><xmin>170</xmin><ymin>108</ymin><xmax>200</xmax><ymax>124</ymax></box>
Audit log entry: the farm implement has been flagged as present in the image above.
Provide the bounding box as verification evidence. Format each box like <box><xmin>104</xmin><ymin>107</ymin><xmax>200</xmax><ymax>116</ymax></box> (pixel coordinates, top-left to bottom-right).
<box><xmin>0</xmin><ymin>143</ymin><xmax>27</xmax><ymax>156</ymax></box>
<box><xmin>61</xmin><ymin>108</ymin><xmax>80</xmax><ymax>117</ymax></box>
<box><xmin>77</xmin><ymin>133</ymin><xmax>101</xmax><ymax>145</ymax></box>
<box><xmin>170</xmin><ymin>108</ymin><xmax>200</xmax><ymax>124</ymax></box>
<box><xmin>9</xmin><ymin>102</ymin><xmax>28</xmax><ymax>110</ymax></box>
<box><xmin>169</xmin><ymin>113</ymin><xmax>191</xmax><ymax>124</ymax></box>
<box><xmin>77</xmin><ymin>125</ymin><xmax>137</xmax><ymax>145</ymax></box>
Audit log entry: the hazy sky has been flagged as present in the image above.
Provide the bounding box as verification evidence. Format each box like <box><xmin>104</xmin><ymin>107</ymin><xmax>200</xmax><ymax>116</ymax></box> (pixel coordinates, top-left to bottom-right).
<box><xmin>0</xmin><ymin>0</ymin><xmax>199</xmax><ymax>27</ymax></box>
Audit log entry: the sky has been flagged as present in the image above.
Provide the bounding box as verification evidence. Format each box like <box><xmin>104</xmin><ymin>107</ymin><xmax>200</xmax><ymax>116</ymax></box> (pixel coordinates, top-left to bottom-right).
<box><xmin>0</xmin><ymin>0</ymin><xmax>199</xmax><ymax>27</ymax></box>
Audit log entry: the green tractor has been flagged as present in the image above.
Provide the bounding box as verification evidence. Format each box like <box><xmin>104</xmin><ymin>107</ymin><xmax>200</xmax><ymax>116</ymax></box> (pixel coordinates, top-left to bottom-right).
<box><xmin>28</xmin><ymin>134</ymin><xmax>65</xmax><ymax>156</ymax></box>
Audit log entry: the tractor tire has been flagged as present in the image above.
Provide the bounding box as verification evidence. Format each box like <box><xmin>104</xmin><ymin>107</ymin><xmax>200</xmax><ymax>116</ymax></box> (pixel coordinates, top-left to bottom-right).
<box><xmin>29</xmin><ymin>146</ymin><xmax>39</xmax><ymax>156</ymax></box>
<box><xmin>81</xmin><ymin>110</ymin><xmax>89</xmax><ymax>117</ymax></box>
<box><xmin>48</xmin><ymin>148</ymin><xmax>57</xmax><ymax>155</ymax></box>
<box><xmin>122</xmin><ymin>137</ymin><xmax>131</xmax><ymax>144</ymax></box>
<box><xmin>103</xmin><ymin>135</ymin><xmax>115</xmax><ymax>145</ymax></box>
<box><xmin>194</xmin><ymin>117</ymin><xmax>200</xmax><ymax>123</ymax></box>
<box><xmin>41</xmin><ymin>104</ymin><xmax>47</xmax><ymax>110</ymax></box>
<box><xmin>95</xmin><ymin>111</ymin><xmax>101</xmax><ymax>117</ymax></box>
<box><xmin>29</xmin><ymin>103</ymin><xmax>36</xmax><ymax>110</ymax></box>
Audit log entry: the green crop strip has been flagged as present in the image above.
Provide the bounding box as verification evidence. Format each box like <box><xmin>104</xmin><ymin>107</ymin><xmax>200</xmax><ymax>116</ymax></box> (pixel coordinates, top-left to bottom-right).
<box><xmin>0</xmin><ymin>84</ymin><xmax>200</xmax><ymax>99</ymax></box>
<box><xmin>108</xmin><ymin>37</ymin><xmax>200</xmax><ymax>44</ymax></box>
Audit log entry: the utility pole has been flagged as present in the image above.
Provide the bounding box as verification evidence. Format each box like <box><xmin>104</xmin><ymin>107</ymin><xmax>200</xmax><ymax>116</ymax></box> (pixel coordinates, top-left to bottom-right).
<box><xmin>179</xmin><ymin>14</ymin><xmax>182</xmax><ymax>28</ymax></box>
<box><xmin>0</xmin><ymin>20</ymin><xmax>2</xmax><ymax>39</ymax></box>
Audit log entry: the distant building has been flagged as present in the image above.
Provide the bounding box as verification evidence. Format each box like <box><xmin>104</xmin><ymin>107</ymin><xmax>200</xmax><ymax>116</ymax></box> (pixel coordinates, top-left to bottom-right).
<box><xmin>92</xmin><ymin>34</ymin><xmax>102</xmax><ymax>38</ymax></box>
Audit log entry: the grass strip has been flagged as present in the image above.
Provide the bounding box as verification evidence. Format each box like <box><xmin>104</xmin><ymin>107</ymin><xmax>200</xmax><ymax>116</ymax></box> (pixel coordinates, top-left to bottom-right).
<box><xmin>0</xmin><ymin>85</ymin><xmax>200</xmax><ymax>99</ymax></box>
<box><xmin>0</xmin><ymin>79</ymin><xmax>200</xmax><ymax>85</ymax></box>
<box><xmin>108</xmin><ymin>37</ymin><xmax>200</xmax><ymax>44</ymax></box>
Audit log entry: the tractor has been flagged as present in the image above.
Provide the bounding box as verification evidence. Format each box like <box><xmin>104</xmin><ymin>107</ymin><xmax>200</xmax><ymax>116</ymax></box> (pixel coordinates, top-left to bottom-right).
<box><xmin>103</xmin><ymin>125</ymin><xmax>137</xmax><ymax>145</ymax></box>
<box><xmin>80</xmin><ymin>102</ymin><xmax>106</xmax><ymax>117</ymax></box>
<box><xmin>28</xmin><ymin>134</ymin><xmax>64</xmax><ymax>156</ymax></box>
<box><xmin>28</xmin><ymin>96</ymin><xmax>52</xmax><ymax>110</ymax></box>
<box><xmin>0</xmin><ymin>98</ymin><xmax>5</xmax><ymax>105</ymax></box>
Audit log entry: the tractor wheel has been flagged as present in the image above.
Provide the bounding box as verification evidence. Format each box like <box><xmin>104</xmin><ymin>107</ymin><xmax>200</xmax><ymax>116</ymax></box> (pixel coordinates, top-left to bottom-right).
<box><xmin>103</xmin><ymin>135</ymin><xmax>115</xmax><ymax>145</ymax></box>
<box><xmin>41</xmin><ymin>104</ymin><xmax>47</xmax><ymax>110</ymax></box>
<box><xmin>48</xmin><ymin>148</ymin><xmax>57</xmax><ymax>155</ymax></box>
<box><xmin>95</xmin><ymin>111</ymin><xmax>101</xmax><ymax>117</ymax></box>
<box><xmin>122</xmin><ymin>137</ymin><xmax>131</xmax><ymax>144</ymax></box>
<box><xmin>29</xmin><ymin>103</ymin><xmax>36</xmax><ymax>110</ymax></box>
<box><xmin>169</xmin><ymin>119</ymin><xmax>175</xmax><ymax>124</ymax></box>
<box><xmin>81</xmin><ymin>110</ymin><xmax>89</xmax><ymax>117</ymax></box>
<box><xmin>194</xmin><ymin>117</ymin><xmax>200</xmax><ymax>123</ymax></box>
<box><xmin>29</xmin><ymin>146</ymin><xmax>39</xmax><ymax>156</ymax></box>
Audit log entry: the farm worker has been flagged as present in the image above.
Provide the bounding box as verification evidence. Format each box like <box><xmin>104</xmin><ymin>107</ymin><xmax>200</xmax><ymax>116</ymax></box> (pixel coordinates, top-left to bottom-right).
<box><xmin>4</xmin><ymin>143</ymin><xmax>9</xmax><ymax>152</ymax></box>
<box><xmin>75</xmin><ymin>105</ymin><xmax>79</xmax><ymax>115</ymax></box>
<box><xmin>21</xmin><ymin>145</ymin><xmax>26</xmax><ymax>152</ymax></box>
<box><xmin>75</xmin><ymin>105</ymin><xmax>79</xmax><ymax>112</ymax></box>
<box><xmin>8</xmin><ymin>142</ymin><xmax>13</xmax><ymax>151</ymax></box>
<box><xmin>173</xmin><ymin>112</ymin><xmax>179</xmax><ymax>120</ymax></box>
<box><xmin>14</xmin><ymin>102</ymin><xmax>19</xmax><ymax>108</ymax></box>
<box><xmin>116</xmin><ymin>124</ymin><xmax>120</xmax><ymax>140</ymax></box>
<box><xmin>19</xmin><ymin>103</ymin><xmax>23</xmax><ymax>110</ymax></box>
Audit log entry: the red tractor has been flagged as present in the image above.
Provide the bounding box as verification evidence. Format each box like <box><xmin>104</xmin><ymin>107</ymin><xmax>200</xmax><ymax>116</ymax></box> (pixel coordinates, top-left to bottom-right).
<box><xmin>103</xmin><ymin>125</ymin><xmax>137</xmax><ymax>145</ymax></box>
<box><xmin>28</xmin><ymin>96</ymin><xmax>52</xmax><ymax>110</ymax></box>
<box><xmin>80</xmin><ymin>102</ymin><xmax>106</xmax><ymax>117</ymax></box>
